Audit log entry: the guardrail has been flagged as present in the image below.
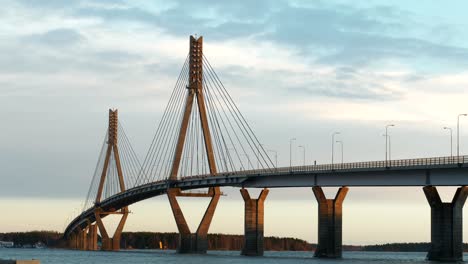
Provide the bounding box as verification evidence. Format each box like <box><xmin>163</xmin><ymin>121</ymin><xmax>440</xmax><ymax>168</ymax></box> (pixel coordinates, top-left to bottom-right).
<box><xmin>192</xmin><ymin>155</ymin><xmax>468</xmax><ymax>178</ymax></box>
<box><xmin>278</xmin><ymin>155</ymin><xmax>468</xmax><ymax>173</ymax></box>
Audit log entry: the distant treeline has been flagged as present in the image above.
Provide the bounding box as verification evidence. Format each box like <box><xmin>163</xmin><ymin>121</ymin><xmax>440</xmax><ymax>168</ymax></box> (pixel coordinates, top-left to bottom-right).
<box><xmin>0</xmin><ymin>231</ymin><xmax>63</xmax><ymax>247</ymax></box>
<box><xmin>121</xmin><ymin>232</ymin><xmax>314</xmax><ymax>251</ymax></box>
<box><xmin>363</xmin><ymin>243</ymin><xmax>431</xmax><ymax>252</ymax></box>
<box><xmin>0</xmin><ymin>231</ymin><xmax>313</xmax><ymax>251</ymax></box>
<box><xmin>363</xmin><ymin>243</ymin><xmax>468</xmax><ymax>252</ymax></box>
<box><xmin>4</xmin><ymin>231</ymin><xmax>468</xmax><ymax>252</ymax></box>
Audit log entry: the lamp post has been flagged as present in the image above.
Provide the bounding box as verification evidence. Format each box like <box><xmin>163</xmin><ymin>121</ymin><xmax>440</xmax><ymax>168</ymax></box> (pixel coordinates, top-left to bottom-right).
<box><xmin>331</xmin><ymin>132</ymin><xmax>340</xmax><ymax>168</ymax></box>
<box><xmin>336</xmin><ymin>140</ymin><xmax>343</xmax><ymax>166</ymax></box>
<box><xmin>290</xmin><ymin>138</ymin><xmax>296</xmax><ymax>168</ymax></box>
<box><xmin>443</xmin><ymin>127</ymin><xmax>453</xmax><ymax>158</ymax></box>
<box><xmin>298</xmin><ymin>145</ymin><xmax>306</xmax><ymax>167</ymax></box>
<box><xmin>382</xmin><ymin>134</ymin><xmax>392</xmax><ymax>162</ymax></box>
<box><xmin>457</xmin><ymin>114</ymin><xmax>467</xmax><ymax>162</ymax></box>
<box><xmin>385</xmin><ymin>124</ymin><xmax>395</xmax><ymax>165</ymax></box>
<box><xmin>267</xmin><ymin>149</ymin><xmax>278</xmax><ymax>168</ymax></box>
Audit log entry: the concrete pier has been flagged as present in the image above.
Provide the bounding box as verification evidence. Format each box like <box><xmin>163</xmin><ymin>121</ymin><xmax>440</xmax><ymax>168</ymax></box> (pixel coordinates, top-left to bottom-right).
<box><xmin>168</xmin><ymin>187</ymin><xmax>221</xmax><ymax>253</ymax></box>
<box><xmin>177</xmin><ymin>233</ymin><xmax>209</xmax><ymax>254</ymax></box>
<box><xmin>312</xmin><ymin>186</ymin><xmax>348</xmax><ymax>258</ymax></box>
<box><xmin>423</xmin><ymin>186</ymin><xmax>468</xmax><ymax>262</ymax></box>
<box><xmin>67</xmin><ymin>232</ymin><xmax>77</xmax><ymax>249</ymax></box>
<box><xmin>240</xmin><ymin>188</ymin><xmax>269</xmax><ymax>256</ymax></box>
<box><xmin>87</xmin><ymin>224</ymin><xmax>98</xmax><ymax>251</ymax></box>
<box><xmin>78</xmin><ymin>228</ymin><xmax>87</xmax><ymax>250</ymax></box>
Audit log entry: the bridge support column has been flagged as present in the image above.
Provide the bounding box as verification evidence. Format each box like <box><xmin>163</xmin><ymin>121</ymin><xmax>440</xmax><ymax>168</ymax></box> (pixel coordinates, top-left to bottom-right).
<box><xmin>68</xmin><ymin>232</ymin><xmax>78</xmax><ymax>249</ymax></box>
<box><xmin>423</xmin><ymin>186</ymin><xmax>468</xmax><ymax>262</ymax></box>
<box><xmin>79</xmin><ymin>228</ymin><xmax>88</xmax><ymax>250</ymax></box>
<box><xmin>95</xmin><ymin>207</ymin><xmax>129</xmax><ymax>251</ymax></box>
<box><xmin>87</xmin><ymin>224</ymin><xmax>98</xmax><ymax>251</ymax></box>
<box><xmin>240</xmin><ymin>188</ymin><xmax>269</xmax><ymax>256</ymax></box>
<box><xmin>313</xmin><ymin>186</ymin><xmax>348</xmax><ymax>258</ymax></box>
<box><xmin>75</xmin><ymin>231</ymin><xmax>81</xmax><ymax>250</ymax></box>
<box><xmin>72</xmin><ymin>229</ymin><xmax>86</xmax><ymax>250</ymax></box>
<box><xmin>167</xmin><ymin>187</ymin><xmax>221</xmax><ymax>254</ymax></box>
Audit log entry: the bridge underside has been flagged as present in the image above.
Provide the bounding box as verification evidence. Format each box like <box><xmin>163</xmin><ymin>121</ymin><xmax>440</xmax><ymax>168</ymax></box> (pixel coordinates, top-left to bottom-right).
<box><xmin>242</xmin><ymin>166</ymin><xmax>468</xmax><ymax>187</ymax></box>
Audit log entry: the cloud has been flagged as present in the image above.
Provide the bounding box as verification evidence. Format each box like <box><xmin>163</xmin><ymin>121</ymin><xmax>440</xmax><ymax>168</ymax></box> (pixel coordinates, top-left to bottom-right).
<box><xmin>4</xmin><ymin>0</ymin><xmax>467</xmax><ymax>103</ymax></box>
<box><xmin>74</xmin><ymin>5</ymin><xmax>158</xmax><ymax>25</ymax></box>
<box><xmin>214</xmin><ymin>64</ymin><xmax>405</xmax><ymax>102</ymax></box>
<box><xmin>21</xmin><ymin>28</ymin><xmax>84</xmax><ymax>46</ymax></box>
<box><xmin>54</xmin><ymin>0</ymin><xmax>468</xmax><ymax>72</ymax></box>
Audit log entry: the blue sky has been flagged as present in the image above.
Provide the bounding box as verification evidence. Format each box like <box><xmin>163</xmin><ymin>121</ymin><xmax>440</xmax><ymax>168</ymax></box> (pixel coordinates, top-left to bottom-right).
<box><xmin>1</xmin><ymin>0</ymin><xmax>468</xmax><ymax>243</ymax></box>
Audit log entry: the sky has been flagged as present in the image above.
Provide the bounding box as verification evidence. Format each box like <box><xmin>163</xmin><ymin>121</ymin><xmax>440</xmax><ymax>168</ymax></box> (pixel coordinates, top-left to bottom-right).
<box><xmin>2</xmin><ymin>0</ymin><xmax>468</xmax><ymax>244</ymax></box>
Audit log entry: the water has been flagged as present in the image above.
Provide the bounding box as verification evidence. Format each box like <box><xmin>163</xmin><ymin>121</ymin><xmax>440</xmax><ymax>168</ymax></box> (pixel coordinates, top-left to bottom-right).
<box><xmin>0</xmin><ymin>249</ymin><xmax>462</xmax><ymax>264</ymax></box>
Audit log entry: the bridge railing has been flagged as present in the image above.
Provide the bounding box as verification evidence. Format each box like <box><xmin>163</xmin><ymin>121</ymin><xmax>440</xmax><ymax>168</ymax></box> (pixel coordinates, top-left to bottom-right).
<box><xmin>276</xmin><ymin>155</ymin><xmax>468</xmax><ymax>174</ymax></box>
<box><xmin>179</xmin><ymin>155</ymin><xmax>468</xmax><ymax>180</ymax></box>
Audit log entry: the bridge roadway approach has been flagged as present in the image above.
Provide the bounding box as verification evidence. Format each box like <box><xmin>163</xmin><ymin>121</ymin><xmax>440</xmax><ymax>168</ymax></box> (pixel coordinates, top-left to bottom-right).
<box><xmin>65</xmin><ymin>155</ymin><xmax>468</xmax><ymax>262</ymax></box>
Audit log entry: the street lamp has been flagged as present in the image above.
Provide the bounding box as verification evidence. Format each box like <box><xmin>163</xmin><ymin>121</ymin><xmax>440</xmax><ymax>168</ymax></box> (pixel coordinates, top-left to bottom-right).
<box><xmin>385</xmin><ymin>124</ymin><xmax>395</xmax><ymax>164</ymax></box>
<box><xmin>267</xmin><ymin>149</ymin><xmax>278</xmax><ymax>168</ymax></box>
<box><xmin>290</xmin><ymin>138</ymin><xmax>296</xmax><ymax>168</ymax></box>
<box><xmin>382</xmin><ymin>134</ymin><xmax>392</xmax><ymax>162</ymax></box>
<box><xmin>336</xmin><ymin>140</ymin><xmax>343</xmax><ymax>166</ymax></box>
<box><xmin>457</xmin><ymin>114</ymin><xmax>467</xmax><ymax>161</ymax></box>
<box><xmin>331</xmin><ymin>132</ymin><xmax>341</xmax><ymax>167</ymax></box>
<box><xmin>298</xmin><ymin>145</ymin><xmax>306</xmax><ymax>167</ymax></box>
<box><xmin>443</xmin><ymin>127</ymin><xmax>453</xmax><ymax>158</ymax></box>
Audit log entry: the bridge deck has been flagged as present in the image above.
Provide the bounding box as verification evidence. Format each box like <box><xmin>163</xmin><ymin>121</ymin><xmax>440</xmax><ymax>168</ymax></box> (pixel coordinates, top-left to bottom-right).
<box><xmin>65</xmin><ymin>155</ymin><xmax>468</xmax><ymax>236</ymax></box>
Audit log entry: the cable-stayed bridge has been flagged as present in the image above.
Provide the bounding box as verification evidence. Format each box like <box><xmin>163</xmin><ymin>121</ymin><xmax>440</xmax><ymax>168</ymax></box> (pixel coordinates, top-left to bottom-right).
<box><xmin>64</xmin><ymin>36</ymin><xmax>468</xmax><ymax>262</ymax></box>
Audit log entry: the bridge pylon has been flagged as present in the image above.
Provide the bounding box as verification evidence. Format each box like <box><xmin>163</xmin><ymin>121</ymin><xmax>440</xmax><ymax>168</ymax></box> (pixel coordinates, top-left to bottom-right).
<box><xmin>92</xmin><ymin>109</ymin><xmax>129</xmax><ymax>251</ymax></box>
<box><xmin>166</xmin><ymin>35</ymin><xmax>221</xmax><ymax>254</ymax></box>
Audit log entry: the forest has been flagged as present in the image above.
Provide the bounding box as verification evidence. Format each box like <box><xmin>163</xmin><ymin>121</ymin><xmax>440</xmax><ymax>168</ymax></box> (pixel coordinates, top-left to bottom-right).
<box><xmin>2</xmin><ymin>231</ymin><xmax>467</xmax><ymax>252</ymax></box>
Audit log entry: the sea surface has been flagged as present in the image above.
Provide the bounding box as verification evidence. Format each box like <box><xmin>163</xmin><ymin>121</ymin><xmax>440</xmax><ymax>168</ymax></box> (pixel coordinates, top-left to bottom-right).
<box><xmin>0</xmin><ymin>248</ymin><xmax>463</xmax><ymax>264</ymax></box>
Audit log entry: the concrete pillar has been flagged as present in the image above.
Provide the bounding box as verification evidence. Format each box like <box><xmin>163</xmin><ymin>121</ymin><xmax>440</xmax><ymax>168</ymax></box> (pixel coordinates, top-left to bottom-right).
<box><xmin>177</xmin><ymin>233</ymin><xmax>208</xmax><ymax>254</ymax></box>
<box><xmin>87</xmin><ymin>224</ymin><xmax>98</xmax><ymax>251</ymax></box>
<box><xmin>240</xmin><ymin>188</ymin><xmax>269</xmax><ymax>256</ymax></box>
<box><xmin>76</xmin><ymin>230</ymin><xmax>83</xmax><ymax>250</ymax></box>
<box><xmin>168</xmin><ymin>187</ymin><xmax>221</xmax><ymax>254</ymax></box>
<box><xmin>83</xmin><ymin>231</ymin><xmax>88</xmax><ymax>250</ymax></box>
<box><xmin>68</xmin><ymin>232</ymin><xmax>77</xmax><ymax>249</ymax></box>
<box><xmin>100</xmin><ymin>237</ymin><xmax>119</xmax><ymax>251</ymax></box>
<box><xmin>75</xmin><ymin>230</ymin><xmax>81</xmax><ymax>250</ymax></box>
<box><xmin>423</xmin><ymin>186</ymin><xmax>468</xmax><ymax>262</ymax></box>
<box><xmin>99</xmin><ymin>236</ymin><xmax>110</xmax><ymax>251</ymax></box>
<box><xmin>312</xmin><ymin>186</ymin><xmax>348</xmax><ymax>258</ymax></box>
<box><xmin>112</xmin><ymin>236</ymin><xmax>121</xmax><ymax>251</ymax></box>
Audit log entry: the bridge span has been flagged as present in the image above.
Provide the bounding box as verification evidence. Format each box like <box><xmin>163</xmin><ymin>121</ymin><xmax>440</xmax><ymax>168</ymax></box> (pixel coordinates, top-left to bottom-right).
<box><xmin>66</xmin><ymin>153</ymin><xmax>468</xmax><ymax>261</ymax></box>
<box><xmin>64</xmin><ymin>36</ymin><xmax>468</xmax><ymax>262</ymax></box>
